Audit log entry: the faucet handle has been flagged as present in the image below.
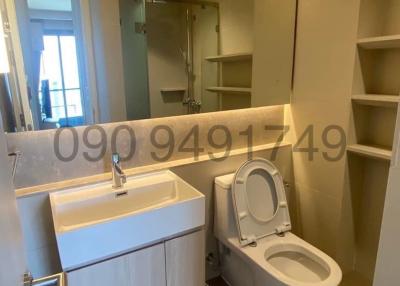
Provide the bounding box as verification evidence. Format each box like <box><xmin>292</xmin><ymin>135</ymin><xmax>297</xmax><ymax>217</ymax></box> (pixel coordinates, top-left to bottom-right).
<box><xmin>112</xmin><ymin>153</ymin><xmax>120</xmax><ymax>164</ymax></box>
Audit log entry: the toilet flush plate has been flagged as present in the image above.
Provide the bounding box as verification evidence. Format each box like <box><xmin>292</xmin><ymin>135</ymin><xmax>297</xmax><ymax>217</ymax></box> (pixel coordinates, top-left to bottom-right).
<box><xmin>231</xmin><ymin>159</ymin><xmax>291</xmax><ymax>246</ymax></box>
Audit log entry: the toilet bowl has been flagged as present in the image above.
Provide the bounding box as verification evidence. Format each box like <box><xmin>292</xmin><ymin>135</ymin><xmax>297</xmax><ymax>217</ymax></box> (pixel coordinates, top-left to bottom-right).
<box><xmin>214</xmin><ymin>158</ymin><xmax>342</xmax><ymax>286</ymax></box>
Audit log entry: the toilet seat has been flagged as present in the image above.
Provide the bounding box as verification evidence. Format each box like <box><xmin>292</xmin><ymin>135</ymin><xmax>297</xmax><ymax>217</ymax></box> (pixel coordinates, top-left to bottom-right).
<box><xmin>232</xmin><ymin>158</ymin><xmax>291</xmax><ymax>246</ymax></box>
<box><xmin>226</xmin><ymin>232</ymin><xmax>342</xmax><ymax>286</ymax></box>
<box><xmin>215</xmin><ymin>159</ymin><xmax>342</xmax><ymax>285</ymax></box>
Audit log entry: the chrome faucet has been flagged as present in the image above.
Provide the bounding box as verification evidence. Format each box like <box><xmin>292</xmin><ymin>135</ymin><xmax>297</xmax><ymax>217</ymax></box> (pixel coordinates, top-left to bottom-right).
<box><xmin>111</xmin><ymin>153</ymin><xmax>126</xmax><ymax>189</ymax></box>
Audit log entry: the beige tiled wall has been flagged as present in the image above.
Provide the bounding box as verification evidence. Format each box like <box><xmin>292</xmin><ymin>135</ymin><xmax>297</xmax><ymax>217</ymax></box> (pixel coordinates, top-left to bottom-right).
<box><xmin>8</xmin><ymin>106</ymin><xmax>284</xmax><ymax>189</ymax></box>
<box><xmin>217</xmin><ymin>0</ymin><xmax>254</xmax><ymax>54</ymax></box>
<box><xmin>289</xmin><ymin>0</ymin><xmax>360</xmax><ymax>274</ymax></box>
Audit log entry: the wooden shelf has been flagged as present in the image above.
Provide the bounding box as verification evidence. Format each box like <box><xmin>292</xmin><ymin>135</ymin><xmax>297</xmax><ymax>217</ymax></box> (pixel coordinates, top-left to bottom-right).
<box><xmin>347</xmin><ymin>144</ymin><xmax>392</xmax><ymax>161</ymax></box>
<box><xmin>160</xmin><ymin>88</ymin><xmax>186</xmax><ymax>93</ymax></box>
<box><xmin>358</xmin><ymin>34</ymin><xmax>400</xmax><ymax>49</ymax></box>
<box><xmin>352</xmin><ymin>94</ymin><xmax>400</xmax><ymax>107</ymax></box>
<box><xmin>205</xmin><ymin>53</ymin><xmax>253</xmax><ymax>62</ymax></box>
<box><xmin>206</xmin><ymin>87</ymin><xmax>252</xmax><ymax>95</ymax></box>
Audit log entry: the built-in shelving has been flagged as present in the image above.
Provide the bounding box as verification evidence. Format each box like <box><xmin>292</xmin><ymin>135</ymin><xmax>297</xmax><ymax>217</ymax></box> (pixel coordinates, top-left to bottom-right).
<box><xmin>344</xmin><ymin>1</ymin><xmax>400</xmax><ymax>284</ymax></box>
<box><xmin>358</xmin><ymin>34</ymin><xmax>400</xmax><ymax>49</ymax></box>
<box><xmin>205</xmin><ymin>52</ymin><xmax>253</xmax><ymax>110</ymax></box>
<box><xmin>352</xmin><ymin>94</ymin><xmax>400</xmax><ymax>107</ymax></box>
<box><xmin>347</xmin><ymin>144</ymin><xmax>392</xmax><ymax>161</ymax></box>
<box><xmin>206</xmin><ymin>87</ymin><xmax>252</xmax><ymax>95</ymax></box>
<box><xmin>205</xmin><ymin>53</ymin><xmax>253</xmax><ymax>62</ymax></box>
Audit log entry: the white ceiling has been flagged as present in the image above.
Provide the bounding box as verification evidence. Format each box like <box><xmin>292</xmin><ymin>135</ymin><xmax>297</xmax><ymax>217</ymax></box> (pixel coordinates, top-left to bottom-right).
<box><xmin>27</xmin><ymin>0</ymin><xmax>72</xmax><ymax>11</ymax></box>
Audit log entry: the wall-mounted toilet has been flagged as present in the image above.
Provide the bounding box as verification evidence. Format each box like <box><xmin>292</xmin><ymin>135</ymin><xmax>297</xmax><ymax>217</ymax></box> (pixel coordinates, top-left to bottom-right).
<box><xmin>214</xmin><ymin>158</ymin><xmax>342</xmax><ymax>286</ymax></box>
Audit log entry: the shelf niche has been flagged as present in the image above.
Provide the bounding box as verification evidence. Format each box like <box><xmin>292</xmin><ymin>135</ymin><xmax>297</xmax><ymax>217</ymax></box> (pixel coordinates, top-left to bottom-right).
<box><xmin>206</xmin><ymin>54</ymin><xmax>253</xmax><ymax>111</ymax></box>
<box><xmin>347</xmin><ymin>153</ymin><xmax>390</xmax><ymax>284</ymax></box>
<box><xmin>358</xmin><ymin>0</ymin><xmax>400</xmax><ymax>38</ymax></box>
<box><xmin>351</xmin><ymin>104</ymin><xmax>397</xmax><ymax>151</ymax></box>
<box><xmin>353</xmin><ymin>47</ymin><xmax>400</xmax><ymax>96</ymax></box>
<box><xmin>344</xmin><ymin>0</ymin><xmax>400</xmax><ymax>285</ymax></box>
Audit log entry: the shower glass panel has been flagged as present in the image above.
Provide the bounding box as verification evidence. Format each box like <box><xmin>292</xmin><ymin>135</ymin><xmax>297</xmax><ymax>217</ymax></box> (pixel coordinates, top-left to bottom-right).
<box><xmin>145</xmin><ymin>1</ymin><xmax>219</xmax><ymax>118</ymax></box>
<box><xmin>120</xmin><ymin>0</ymin><xmax>151</xmax><ymax>120</ymax></box>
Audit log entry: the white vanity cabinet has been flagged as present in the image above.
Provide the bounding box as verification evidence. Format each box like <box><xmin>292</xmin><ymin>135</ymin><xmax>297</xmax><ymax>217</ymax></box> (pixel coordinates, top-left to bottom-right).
<box><xmin>165</xmin><ymin>230</ymin><xmax>205</xmax><ymax>286</ymax></box>
<box><xmin>66</xmin><ymin>243</ymin><xmax>166</xmax><ymax>286</ymax></box>
<box><xmin>66</xmin><ymin>230</ymin><xmax>205</xmax><ymax>286</ymax></box>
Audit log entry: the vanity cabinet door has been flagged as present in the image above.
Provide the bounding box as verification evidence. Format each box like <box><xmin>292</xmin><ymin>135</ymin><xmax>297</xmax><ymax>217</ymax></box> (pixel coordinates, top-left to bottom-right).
<box><xmin>66</xmin><ymin>243</ymin><xmax>166</xmax><ymax>286</ymax></box>
<box><xmin>165</xmin><ymin>230</ymin><xmax>205</xmax><ymax>286</ymax></box>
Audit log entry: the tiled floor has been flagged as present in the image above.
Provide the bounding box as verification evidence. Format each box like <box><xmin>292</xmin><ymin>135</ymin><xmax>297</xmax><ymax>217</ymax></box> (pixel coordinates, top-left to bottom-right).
<box><xmin>206</xmin><ymin>276</ymin><xmax>230</xmax><ymax>286</ymax></box>
<box><xmin>340</xmin><ymin>272</ymin><xmax>371</xmax><ymax>286</ymax></box>
<box><xmin>208</xmin><ymin>272</ymin><xmax>371</xmax><ymax>286</ymax></box>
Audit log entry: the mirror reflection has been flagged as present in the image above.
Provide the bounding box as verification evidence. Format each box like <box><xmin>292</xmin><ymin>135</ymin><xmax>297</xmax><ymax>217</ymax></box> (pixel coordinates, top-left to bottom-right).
<box><xmin>0</xmin><ymin>0</ymin><xmax>296</xmax><ymax>132</ymax></box>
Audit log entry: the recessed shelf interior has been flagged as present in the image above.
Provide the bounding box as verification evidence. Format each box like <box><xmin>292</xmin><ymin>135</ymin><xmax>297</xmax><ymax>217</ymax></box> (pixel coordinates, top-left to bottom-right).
<box><xmin>353</xmin><ymin>47</ymin><xmax>400</xmax><ymax>95</ymax></box>
<box><xmin>215</xmin><ymin>60</ymin><xmax>252</xmax><ymax>111</ymax></box>
<box><xmin>358</xmin><ymin>0</ymin><xmax>400</xmax><ymax>38</ymax></box>
<box><xmin>351</xmin><ymin>104</ymin><xmax>397</xmax><ymax>150</ymax></box>
<box><xmin>347</xmin><ymin>153</ymin><xmax>390</xmax><ymax>284</ymax></box>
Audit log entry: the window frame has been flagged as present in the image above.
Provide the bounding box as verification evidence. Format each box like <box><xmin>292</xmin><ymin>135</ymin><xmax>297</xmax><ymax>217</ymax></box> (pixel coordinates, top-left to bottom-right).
<box><xmin>40</xmin><ymin>31</ymin><xmax>84</xmax><ymax>127</ymax></box>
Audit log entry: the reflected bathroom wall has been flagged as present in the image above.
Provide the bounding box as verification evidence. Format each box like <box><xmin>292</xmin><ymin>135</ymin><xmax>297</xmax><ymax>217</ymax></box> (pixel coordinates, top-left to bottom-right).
<box><xmin>14</xmin><ymin>0</ymin><xmax>89</xmax><ymax>129</ymax></box>
<box><xmin>119</xmin><ymin>0</ymin><xmax>150</xmax><ymax>120</ymax></box>
<box><xmin>0</xmin><ymin>75</ymin><xmax>16</xmax><ymax>132</ymax></box>
<box><xmin>145</xmin><ymin>2</ymin><xmax>219</xmax><ymax>118</ymax></box>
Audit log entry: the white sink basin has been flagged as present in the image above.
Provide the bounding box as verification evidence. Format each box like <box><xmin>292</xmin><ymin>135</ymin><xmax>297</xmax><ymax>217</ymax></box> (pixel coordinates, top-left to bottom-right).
<box><xmin>50</xmin><ymin>170</ymin><xmax>205</xmax><ymax>270</ymax></box>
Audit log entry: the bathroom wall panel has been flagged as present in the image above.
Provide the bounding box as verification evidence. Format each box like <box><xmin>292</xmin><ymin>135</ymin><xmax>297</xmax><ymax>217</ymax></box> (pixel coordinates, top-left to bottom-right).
<box><xmin>215</xmin><ymin>0</ymin><xmax>254</xmax><ymax>55</ymax></box>
<box><xmin>251</xmin><ymin>0</ymin><xmax>297</xmax><ymax>107</ymax></box>
<box><xmin>295</xmin><ymin>182</ymin><xmax>342</xmax><ymax>259</ymax></box>
<box><xmin>290</xmin><ymin>0</ymin><xmax>360</xmax><ymax>275</ymax></box>
<box><xmin>0</xmin><ymin>122</ymin><xmax>26</xmax><ymax>286</ymax></box>
<box><xmin>88</xmin><ymin>0</ymin><xmax>127</xmax><ymax>123</ymax></box>
<box><xmin>17</xmin><ymin>193</ymin><xmax>62</xmax><ymax>277</ymax></box>
<box><xmin>7</xmin><ymin>106</ymin><xmax>284</xmax><ymax>189</ymax></box>
<box><xmin>146</xmin><ymin>3</ymin><xmax>188</xmax><ymax>118</ymax></box>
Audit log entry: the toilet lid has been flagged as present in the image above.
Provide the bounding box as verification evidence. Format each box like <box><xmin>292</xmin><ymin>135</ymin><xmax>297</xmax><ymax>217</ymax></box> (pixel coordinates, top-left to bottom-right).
<box><xmin>232</xmin><ymin>158</ymin><xmax>291</xmax><ymax>246</ymax></box>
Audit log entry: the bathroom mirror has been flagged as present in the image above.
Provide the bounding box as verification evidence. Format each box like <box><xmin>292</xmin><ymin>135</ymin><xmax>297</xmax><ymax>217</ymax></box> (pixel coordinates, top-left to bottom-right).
<box><xmin>0</xmin><ymin>0</ymin><xmax>297</xmax><ymax>132</ymax></box>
